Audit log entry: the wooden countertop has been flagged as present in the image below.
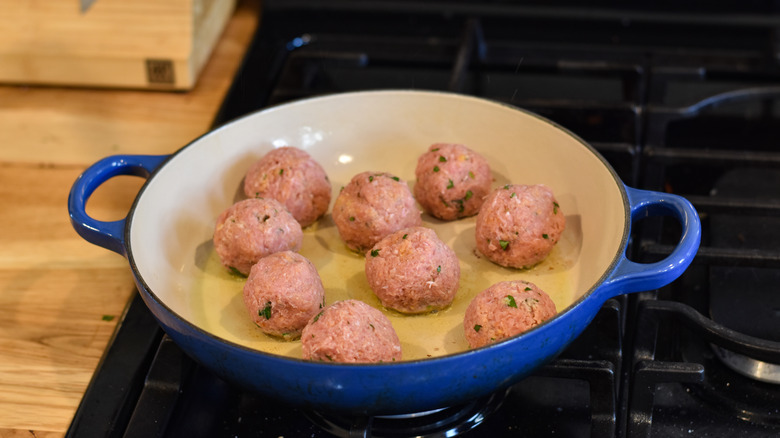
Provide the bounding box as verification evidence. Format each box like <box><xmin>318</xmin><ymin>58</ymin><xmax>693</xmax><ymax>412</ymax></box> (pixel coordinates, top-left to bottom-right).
<box><xmin>0</xmin><ymin>0</ymin><xmax>260</xmax><ymax>435</ymax></box>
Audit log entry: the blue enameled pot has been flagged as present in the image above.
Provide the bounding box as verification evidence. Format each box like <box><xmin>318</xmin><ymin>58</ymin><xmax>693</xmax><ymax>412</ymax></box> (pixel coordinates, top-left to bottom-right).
<box><xmin>68</xmin><ymin>91</ymin><xmax>700</xmax><ymax>415</ymax></box>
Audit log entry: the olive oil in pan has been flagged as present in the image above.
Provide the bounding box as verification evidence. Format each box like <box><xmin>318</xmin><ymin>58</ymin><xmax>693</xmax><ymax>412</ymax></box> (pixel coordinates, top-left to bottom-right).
<box><xmin>191</xmin><ymin>214</ymin><xmax>578</xmax><ymax>362</ymax></box>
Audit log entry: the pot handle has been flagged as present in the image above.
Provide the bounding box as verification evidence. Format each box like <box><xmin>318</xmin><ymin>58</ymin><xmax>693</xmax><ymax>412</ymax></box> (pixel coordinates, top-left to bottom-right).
<box><xmin>68</xmin><ymin>154</ymin><xmax>169</xmax><ymax>257</ymax></box>
<box><xmin>600</xmin><ymin>186</ymin><xmax>701</xmax><ymax>297</ymax></box>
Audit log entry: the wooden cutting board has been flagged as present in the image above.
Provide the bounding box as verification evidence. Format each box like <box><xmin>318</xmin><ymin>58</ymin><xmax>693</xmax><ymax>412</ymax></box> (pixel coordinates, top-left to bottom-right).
<box><xmin>0</xmin><ymin>0</ymin><xmax>236</xmax><ymax>90</ymax></box>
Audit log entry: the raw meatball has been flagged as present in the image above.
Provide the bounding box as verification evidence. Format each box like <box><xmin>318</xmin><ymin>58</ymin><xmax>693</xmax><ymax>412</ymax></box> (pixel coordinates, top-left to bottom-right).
<box><xmin>332</xmin><ymin>171</ymin><xmax>422</xmax><ymax>253</ymax></box>
<box><xmin>463</xmin><ymin>280</ymin><xmax>557</xmax><ymax>349</ymax></box>
<box><xmin>414</xmin><ymin>143</ymin><xmax>492</xmax><ymax>220</ymax></box>
<box><xmin>243</xmin><ymin>251</ymin><xmax>325</xmax><ymax>340</ymax></box>
<box><xmin>475</xmin><ymin>184</ymin><xmax>565</xmax><ymax>269</ymax></box>
<box><xmin>365</xmin><ymin>227</ymin><xmax>460</xmax><ymax>314</ymax></box>
<box><xmin>243</xmin><ymin>146</ymin><xmax>332</xmax><ymax>228</ymax></box>
<box><xmin>301</xmin><ymin>300</ymin><xmax>402</xmax><ymax>363</ymax></box>
<box><xmin>213</xmin><ymin>198</ymin><xmax>303</xmax><ymax>275</ymax></box>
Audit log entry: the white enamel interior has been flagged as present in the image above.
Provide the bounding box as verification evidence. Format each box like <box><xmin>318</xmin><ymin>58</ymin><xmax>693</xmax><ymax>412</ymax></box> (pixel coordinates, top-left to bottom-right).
<box><xmin>128</xmin><ymin>90</ymin><xmax>627</xmax><ymax>361</ymax></box>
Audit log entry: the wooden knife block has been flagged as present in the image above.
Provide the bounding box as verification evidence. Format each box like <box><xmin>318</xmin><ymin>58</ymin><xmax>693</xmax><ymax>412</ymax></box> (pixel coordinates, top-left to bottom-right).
<box><xmin>0</xmin><ymin>0</ymin><xmax>236</xmax><ymax>90</ymax></box>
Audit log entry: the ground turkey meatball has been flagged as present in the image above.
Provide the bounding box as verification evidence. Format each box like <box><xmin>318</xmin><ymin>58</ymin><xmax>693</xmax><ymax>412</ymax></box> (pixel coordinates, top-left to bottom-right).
<box><xmin>301</xmin><ymin>300</ymin><xmax>402</xmax><ymax>363</ymax></box>
<box><xmin>414</xmin><ymin>143</ymin><xmax>492</xmax><ymax>220</ymax></box>
<box><xmin>463</xmin><ymin>280</ymin><xmax>557</xmax><ymax>349</ymax></box>
<box><xmin>243</xmin><ymin>251</ymin><xmax>325</xmax><ymax>340</ymax></box>
<box><xmin>475</xmin><ymin>184</ymin><xmax>565</xmax><ymax>269</ymax></box>
<box><xmin>332</xmin><ymin>171</ymin><xmax>422</xmax><ymax>253</ymax></box>
<box><xmin>213</xmin><ymin>198</ymin><xmax>303</xmax><ymax>275</ymax></box>
<box><xmin>243</xmin><ymin>146</ymin><xmax>332</xmax><ymax>228</ymax></box>
<box><xmin>365</xmin><ymin>227</ymin><xmax>460</xmax><ymax>314</ymax></box>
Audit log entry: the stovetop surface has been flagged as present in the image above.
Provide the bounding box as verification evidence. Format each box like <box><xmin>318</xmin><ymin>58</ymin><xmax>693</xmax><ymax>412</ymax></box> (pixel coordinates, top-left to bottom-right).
<box><xmin>67</xmin><ymin>2</ymin><xmax>780</xmax><ymax>437</ymax></box>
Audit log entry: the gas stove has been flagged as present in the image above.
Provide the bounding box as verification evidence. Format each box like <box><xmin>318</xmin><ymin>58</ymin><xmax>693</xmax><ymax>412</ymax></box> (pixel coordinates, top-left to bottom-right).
<box><xmin>67</xmin><ymin>2</ymin><xmax>780</xmax><ymax>437</ymax></box>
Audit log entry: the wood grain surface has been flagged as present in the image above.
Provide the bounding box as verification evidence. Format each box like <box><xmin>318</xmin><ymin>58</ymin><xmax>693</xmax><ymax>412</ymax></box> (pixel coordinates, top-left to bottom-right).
<box><xmin>0</xmin><ymin>0</ymin><xmax>259</xmax><ymax>435</ymax></box>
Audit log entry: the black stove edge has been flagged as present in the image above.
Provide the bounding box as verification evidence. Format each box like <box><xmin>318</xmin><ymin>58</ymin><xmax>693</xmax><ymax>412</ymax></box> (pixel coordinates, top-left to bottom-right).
<box><xmin>262</xmin><ymin>0</ymin><xmax>780</xmax><ymax>26</ymax></box>
<box><xmin>211</xmin><ymin>9</ymin><xmax>275</xmax><ymax>129</ymax></box>
<box><xmin>65</xmin><ymin>292</ymin><xmax>164</xmax><ymax>438</ymax></box>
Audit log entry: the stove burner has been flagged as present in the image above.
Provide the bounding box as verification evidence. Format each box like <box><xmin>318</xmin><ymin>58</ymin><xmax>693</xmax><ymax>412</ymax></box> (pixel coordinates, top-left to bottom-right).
<box><xmin>707</xmin><ymin>266</ymin><xmax>780</xmax><ymax>383</ymax></box>
<box><xmin>304</xmin><ymin>391</ymin><xmax>506</xmax><ymax>438</ymax></box>
<box><xmin>677</xmin><ymin>324</ymin><xmax>780</xmax><ymax>427</ymax></box>
<box><xmin>705</xmin><ymin>166</ymin><xmax>780</xmax><ymax>383</ymax></box>
<box><xmin>712</xmin><ymin>345</ymin><xmax>780</xmax><ymax>385</ymax></box>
